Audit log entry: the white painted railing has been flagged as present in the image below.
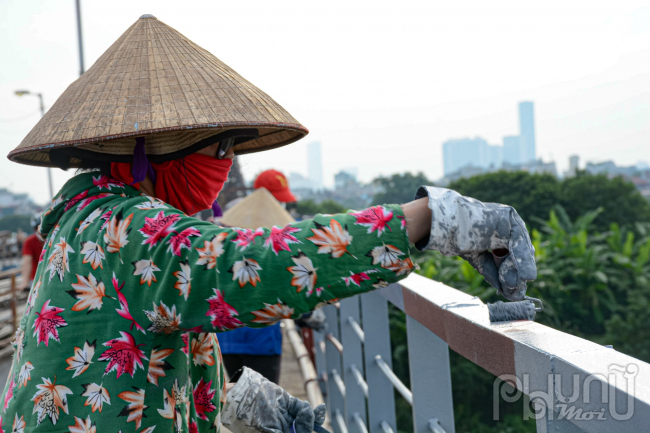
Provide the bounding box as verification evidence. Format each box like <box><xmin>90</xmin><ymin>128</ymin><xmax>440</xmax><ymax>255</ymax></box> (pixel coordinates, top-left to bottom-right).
<box><xmin>312</xmin><ymin>273</ymin><xmax>650</xmax><ymax>433</ymax></box>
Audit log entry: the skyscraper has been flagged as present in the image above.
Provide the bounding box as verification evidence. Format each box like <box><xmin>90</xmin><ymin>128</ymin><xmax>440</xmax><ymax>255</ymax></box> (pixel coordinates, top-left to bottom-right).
<box><xmin>442</xmin><ymin>138</ymin><xmax>488</xmax><ymax>175</ymax></box>
<box><xmin>502</xmin><ymin>136</ymin><xmax>521</xmax><ymax>165</ymax></box>
<box><xmin>564</xmin><ymin>155</ymin><xmax>580</xmax><ymax>178</ymax></box>
<box><xmin>518</xmin><ymin>102</ymin><xmax>536</xmax><ymax>163</ymax></box>
<box><xmin>307</xmin><ymin>142</ymin><xmax>323</xmax><ymax>191</ymax></box>
<box><xmin>486</xmin><ymin>144</ymin><xmax>503</xmax><ymax>168</ymax></box>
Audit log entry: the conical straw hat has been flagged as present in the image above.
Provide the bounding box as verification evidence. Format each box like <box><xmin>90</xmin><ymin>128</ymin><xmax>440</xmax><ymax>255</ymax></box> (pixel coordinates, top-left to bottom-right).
<box><xmin>219</xmin><ymin>188</ymin><xmax>295</xmax><ymax>229</ymax></box>
<box><xmin>9</xmin><ymin>14</ymin><xmax>308</xmax><ymax>168</ymax></box>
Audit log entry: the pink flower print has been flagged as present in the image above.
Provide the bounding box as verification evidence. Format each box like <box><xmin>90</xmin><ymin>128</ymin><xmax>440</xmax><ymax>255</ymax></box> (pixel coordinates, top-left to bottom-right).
<box><xmin>167</xmin><ymin>227</ymin><xmax>201</xmax><ymax>257</ymax></box>
<box><xmin>264</xmin><ymin>226</ymin><xmax>301</xmax><ymax>255</ymax></box>
<box><xmin>98</xmin><ymin>331</ymin><xmax>148</xmax><ymax>378</ymax></box>
<box><xmin>206</xmin><ymin>289</ymin><xmax>243</xmax><ymax>331</ymax></box>
<box><xmin>138</xmin><ymin>211</ymin><xmax>180</xmax><ymax>249</ymax></box>
<box><xmin>232</xmin><ymin>228</ymin><xmax>264</xmax><ymax>251</ymax></box>
<box><xmin>351</xmin><ymin>206</ymin><xmax>394</xmax><ymax>236</ymax></box>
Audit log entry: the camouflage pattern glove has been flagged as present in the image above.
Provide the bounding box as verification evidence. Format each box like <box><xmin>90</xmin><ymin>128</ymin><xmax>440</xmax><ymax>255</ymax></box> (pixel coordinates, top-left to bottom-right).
<box><xmin>294</xmin><ymin>308</ymin><xmax>327</xmax><ymax>332</ymax></box>
<box><xmin>222</xmin><ymin>367</ymin><xmax>327</xmax><ymax>433</ymax></box>
<box><xmin>414</xmin><ymin>186</ymin><xmax>537</xmax><ymax>300</ymax></box>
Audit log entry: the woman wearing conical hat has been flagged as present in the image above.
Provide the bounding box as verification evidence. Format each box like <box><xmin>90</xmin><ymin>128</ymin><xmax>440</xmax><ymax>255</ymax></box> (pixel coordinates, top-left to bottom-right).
<box><xmin>3</xmin><ymin>15</ymin><xmax>537</xmax><ymax>433</ymax></box>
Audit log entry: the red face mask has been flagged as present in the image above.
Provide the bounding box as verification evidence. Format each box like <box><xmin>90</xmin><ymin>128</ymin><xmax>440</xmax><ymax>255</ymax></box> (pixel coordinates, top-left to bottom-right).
<box><xmin>111</xmin><ymin>153</ymin><xmax>232</xmax><ymax>215</ymax></box>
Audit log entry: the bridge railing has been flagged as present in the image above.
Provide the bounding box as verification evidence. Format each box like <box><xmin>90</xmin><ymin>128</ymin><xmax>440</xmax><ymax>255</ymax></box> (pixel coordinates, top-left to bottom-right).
<box><xmin>0</xmin><ymin>268</ymin><xmax>22</xmax><ymax>354</ymax></box>
<box><xmin>313</xmin><ymin>273</ymin><xmax>650</xmax><ymax>433</ymax></box>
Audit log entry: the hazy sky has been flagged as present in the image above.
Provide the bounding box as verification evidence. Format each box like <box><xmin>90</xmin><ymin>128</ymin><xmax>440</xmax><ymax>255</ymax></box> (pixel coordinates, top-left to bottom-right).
<box><xmin>1</xmin><ymin>0</ymin><xmax>649</xmax><ymax>205</ymax></box>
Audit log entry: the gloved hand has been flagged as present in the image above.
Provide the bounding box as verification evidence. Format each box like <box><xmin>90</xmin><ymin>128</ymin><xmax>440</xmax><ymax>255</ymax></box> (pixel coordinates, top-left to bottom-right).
<box><xmin>414</xmin><ymin>186</ymin><xmax>537</xmax><ymax>301</ymax></box>
<box><xmin>222</xmin><ymin>367</ymin><xmax>327</xmax><ymax>433</ymax></box>
<box><xmin>294</xmin><ymin>309</ymin><xmax>327</xmax><ymax>333</ymax></box>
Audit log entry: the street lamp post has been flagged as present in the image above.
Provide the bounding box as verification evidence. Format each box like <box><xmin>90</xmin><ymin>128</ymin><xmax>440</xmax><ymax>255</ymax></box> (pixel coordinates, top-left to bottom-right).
<box><xmin>14</xmin><ymin>90</ymin><xmax>54</xmax><ymax>201</ymax></box>
<box><xmin>75</xmin><ymin>0</ymin><xmax>85</xmax><ymax>75</ymax></box>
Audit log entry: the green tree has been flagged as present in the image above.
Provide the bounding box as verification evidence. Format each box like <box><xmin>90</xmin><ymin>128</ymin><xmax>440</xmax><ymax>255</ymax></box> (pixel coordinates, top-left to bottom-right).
<box><xmin>293</xmin><ymin>199</ymin><xmax>319</xmax><ymax>217</ymax></box>
<box><xmin>0</xmin><ymin>214</ymin><xmax>32</xmax><ymax>233</ymax></box>
<box><xmin>292</xmin><ymin>199</ymin><xmax>346</xmax><ymax>218</ymax></box>
<box><xmin>559</xmin><ymin>172</ymin><xmax>650</xmax><ymax>232</ymax></box>
<box><xmin>318</xmin><ymin>199</ymin><xmax>346</xmax><ymax>214</ymax></box>
<box><xmin>448</xmin><ymin>170</ymin><xmax>650</xmax><ymax>231</ymax></box>
<box><xmin>448</xmin><ymin>171</ymin><xmax>561</xmax><ymax>230</ymax></box>
<box><xmin>372</xmin><ymin>172</ymin><xmax>432</xmax><ymax>205</ymax></box>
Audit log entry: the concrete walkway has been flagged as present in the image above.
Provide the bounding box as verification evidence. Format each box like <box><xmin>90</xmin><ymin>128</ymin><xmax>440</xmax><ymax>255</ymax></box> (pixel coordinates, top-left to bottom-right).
<box><xmin>279</xmin><ymin>322</ymin><xmax>309</xmax><ymax>402</ymax></box>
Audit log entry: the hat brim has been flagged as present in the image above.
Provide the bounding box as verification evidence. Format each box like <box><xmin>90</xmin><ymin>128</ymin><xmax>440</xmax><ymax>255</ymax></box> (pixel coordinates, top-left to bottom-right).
<box><xmin>7</xmin><ymin>15</ymin><xmax>308</xmax><ymax>168</ymax></box>
<box><xmin>270</xmin><ymin>188</ymin><xmax>297</xmax><ymax>203</ymax></box>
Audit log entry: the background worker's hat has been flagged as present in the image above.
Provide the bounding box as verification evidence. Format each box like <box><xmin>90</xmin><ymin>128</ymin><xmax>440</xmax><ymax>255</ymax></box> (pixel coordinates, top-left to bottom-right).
<box><xmin>253</xmin><ymin>169</ymin><xmax>297</xmax><ymax>203</ymax></box>
<box><xmin>219</xmin><ymin>187</ymin><xmax>295</xmax><ymax>229</ymax></box>
<box><xmin>8</xmin><ymin>14</ymin><xmax>308</xmax><ymax>168</ymax></box>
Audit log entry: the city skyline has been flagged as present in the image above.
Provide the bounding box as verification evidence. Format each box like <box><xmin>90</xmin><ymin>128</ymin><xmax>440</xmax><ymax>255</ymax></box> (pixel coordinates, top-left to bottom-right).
<box><xmin>443</xmin><ymin>102</ymin><xmax>538</xmax><ymax>176</ymax></box>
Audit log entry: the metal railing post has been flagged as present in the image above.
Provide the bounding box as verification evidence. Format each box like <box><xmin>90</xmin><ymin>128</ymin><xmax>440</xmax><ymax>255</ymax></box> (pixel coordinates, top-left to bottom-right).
<box><xmin>314</xmin><ymin>328</ymin><xmax>328</xmax><ymax>397</ymax></box>
<box><xmin>360</xmin><ymin>292</ymin><xmax>397</xmax><ymax>433</ymax></box>
<box><xmin>340</xmin><ymin>297</ymin><xmax>368</xmax><ymax>433</ymax></box>
<box><xmin>324</xmin><ymin>304</ymin><xmax>346</xmax><ymax>433</ymax></box>
<box><xmin>406</xmin><ymin>316</ymin><xmax>455</xmax><ymax>433</ymax></box>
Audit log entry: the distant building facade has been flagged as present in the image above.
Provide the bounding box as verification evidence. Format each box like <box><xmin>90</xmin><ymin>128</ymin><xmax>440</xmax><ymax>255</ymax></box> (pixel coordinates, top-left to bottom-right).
<box><xmin>307</xmin><ymin>142</ymin><xmax>324</xmax><ymax>191</ymax></box>
<box><xmin>486</xmin><ymin>144</ymin><xmax>503</xmax><ymax>168</ymax></box>
<box><xmin>583</xmin><ymin>160</ymin><xmax>650</xmax><ymax>199</ymax></box>
<box><xmin>293</xmin><ymin>168</ymin><xmax>377</xmax><ymax>210</ymax></box>
<box><xmin>443</xmin><ymin>137</ymin><xmax>488</xmax><ymax>174</ymax></box>
<box><xmin>0</xmin><ymin>188</ymin><xmax>40</xmax><ymax>218</ymax></box>
<box><xmin>564</xmin><ymin>155</ymin><xmax>580</xmax><ymax>178</ymax></box>
<box><xmin>334</xmin><ymin>170</ymin><xmax>358</xmax><ymax>190</ymax></box>
<box><xmin>502</xmin><ymin>136</ymin><xmax>521</xmax><ymax>165</ymax></box>
<box><xmin>518</xmin><ymin>102</ymin><xmax>536</xmax><ymax>163</ymax></box>
<box><xmin>439</xmin><ymin>158</ymin><xmax>557</xmax><ymax>185</ymax></box>
<box><xmin>288</xmin><ymin>172</ymin><xmax>315</xmax><ymax>190</ymax></box>
<box><xmin>585</xmin><ymin>161</ymin><xmax>639</xmax><ymax>177</ymax></box>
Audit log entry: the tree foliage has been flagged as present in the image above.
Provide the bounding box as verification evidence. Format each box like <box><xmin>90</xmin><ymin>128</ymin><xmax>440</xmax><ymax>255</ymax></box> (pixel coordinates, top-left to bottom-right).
<box><xmin>372</xmin><ymin>172</ymin><xmax>433</xmax><ymax>205</ymax></box>
<box><xmin>559</xmin><ymin>172</ymin><xmax>650</xmax><ymax>232</ymax></box>
<box><xmin>291</xmin><ymin>199</ymin><xmax>346</xmax><ymax>218</ymax></box>
<box><xmin>448</xmin><ymin>171</ymin><xmax>560</xmax><ymax>230</ymax></box>
<box><xmin>448</xmin><ymin>171</ymin><xmax>650</xmax><ymax>231</ymax></box>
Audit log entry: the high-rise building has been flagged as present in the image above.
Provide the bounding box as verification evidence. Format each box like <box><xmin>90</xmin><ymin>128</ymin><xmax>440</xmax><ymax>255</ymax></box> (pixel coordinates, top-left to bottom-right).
<box><xmin>288</xmin><ymin>172</ymin><xmax>314</xmax><ymax>190</ymax></box>
<box><xmin>442</xmin><ymin>137</ymin><xmax>488</xmax><ymax>175</ymax></box>
<box><xmin>518</xmin><ymin>102</ymin><xmax>536</xmax><ymax>163</ymax></box>
<box><xmin>486</xmin><ymin>144</ymin><xmax>503</xmax><ymax>168</ymax></box>
<box><xmin>334</xmin><ymin>170</ymin><xmax>357</xmax><ymax>190</ymax></box>
<box><xmin>502</xmin><ymin>136</ymin><xmax>521</xmax><ymax>164</ymax></box>
<box><xmin>566</xmin><ymin>155</ymin><xmax>579</xmax><ymax>177</ymax></box>
<box><xmin>307</xmin><ymin>142</ymin><xmax>323</xmax><ymax>191</ymax></box>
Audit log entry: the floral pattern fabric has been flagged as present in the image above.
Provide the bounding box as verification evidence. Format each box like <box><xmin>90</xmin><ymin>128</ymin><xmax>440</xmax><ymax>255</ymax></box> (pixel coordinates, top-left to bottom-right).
<box><xmin>0</xmin><ymin>173</ymin><xmax>413</xmax><ymax>432</ymax></box>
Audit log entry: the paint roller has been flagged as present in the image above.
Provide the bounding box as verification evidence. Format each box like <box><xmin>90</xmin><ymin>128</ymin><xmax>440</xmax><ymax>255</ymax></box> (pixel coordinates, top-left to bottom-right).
<box><xmin>487</xmin><ymin>249</ymin><xmax>544</xmax><ymax>323</ymax></box>
<box><xmin>488</xmin><ymin>297</ymin><xmax>543</xmax><ymax>323</ymax></box>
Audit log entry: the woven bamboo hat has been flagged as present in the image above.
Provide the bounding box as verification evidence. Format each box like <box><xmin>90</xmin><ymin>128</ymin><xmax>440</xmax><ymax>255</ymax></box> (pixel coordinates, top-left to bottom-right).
<box><xmin>8</xmin><ymin>14</ymin><xmax>308</xmax><ymax>168</ymax></box>
<box><xmin>219</xmin><ymin>187</ymin><xmax>295</xmax><ymax>229</ymax></box>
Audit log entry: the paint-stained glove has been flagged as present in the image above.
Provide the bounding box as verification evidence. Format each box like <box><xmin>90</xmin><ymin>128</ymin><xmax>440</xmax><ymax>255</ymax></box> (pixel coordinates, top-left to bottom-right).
<box><xmin>294</xmin><ymin>308</ymin><xmax>327</xmax><ymax>332</ymax></box>
<box><xmin>222</xmin><ymin>367</ymin><xmax>327</xmax><ymax>433</ymax></box>
<box><xmin>414</xmin><ymin>186</ymin><xmax>537</xmax><ymax>301</ymax></box>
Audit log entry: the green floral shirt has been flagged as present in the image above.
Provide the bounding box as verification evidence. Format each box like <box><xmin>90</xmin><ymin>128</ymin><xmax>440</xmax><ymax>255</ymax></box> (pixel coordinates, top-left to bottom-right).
<box><xmin>0</xmin><ymin>172</ymin><xmax>414</xmax><ymax>433</ymax></box>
